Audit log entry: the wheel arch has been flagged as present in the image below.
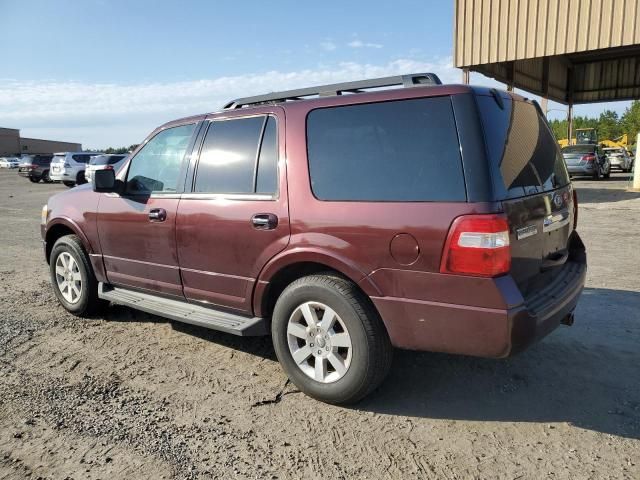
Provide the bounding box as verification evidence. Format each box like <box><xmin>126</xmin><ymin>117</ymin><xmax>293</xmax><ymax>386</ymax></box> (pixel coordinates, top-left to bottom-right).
<box><xmin>45</xmin><ymin>218</ymin><xmax>92</xmax><ymax>263</ymax></box>
<box><xmin>252</xmin><ymin>249</ymin><xmax>382</xmax><ymax>319</ymax></box>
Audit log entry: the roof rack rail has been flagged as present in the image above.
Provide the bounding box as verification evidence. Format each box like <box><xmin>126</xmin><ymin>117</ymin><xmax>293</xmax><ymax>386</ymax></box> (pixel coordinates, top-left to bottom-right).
<box><xmin>223</xmin><ymin>72</ymin><xmax>442</xmax><ymax>109</ymax></box>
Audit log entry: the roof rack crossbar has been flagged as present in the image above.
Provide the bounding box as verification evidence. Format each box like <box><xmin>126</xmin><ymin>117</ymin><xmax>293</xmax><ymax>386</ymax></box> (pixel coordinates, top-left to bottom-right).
<box><xmin>223</xmin><ymin>72</ymin><xmax>442</xmax><ymax>109</ymax></box>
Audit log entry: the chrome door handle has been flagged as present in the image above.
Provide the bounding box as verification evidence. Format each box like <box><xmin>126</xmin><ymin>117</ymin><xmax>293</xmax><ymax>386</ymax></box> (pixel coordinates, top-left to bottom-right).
<box><xmin>148</xmin><ymin>208</ymin><xmax>167</xmax><ymax>222</ymax></box>
<box><xmin>251</xmin><ymin>213</ymin><xmax>278</xmax><ymax>230</ymax></box>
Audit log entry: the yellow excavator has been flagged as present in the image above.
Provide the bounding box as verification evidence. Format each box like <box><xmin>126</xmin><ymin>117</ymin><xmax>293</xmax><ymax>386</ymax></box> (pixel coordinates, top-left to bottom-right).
<box><xmin>600</xmin><ymin>134</ymin><xmax>629</xmax><ymax>149</ymax></box>
<box><xmin>558</xmin><ymin>128</ymin><xmax>598</xmax><ymax>147</ymax></box>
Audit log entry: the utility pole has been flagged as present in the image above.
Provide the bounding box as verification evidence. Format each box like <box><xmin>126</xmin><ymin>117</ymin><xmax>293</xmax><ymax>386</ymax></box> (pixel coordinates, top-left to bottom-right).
<box><xmin>634</xmin><ymin>133</ymin><xmax>640</xmax><ymax>190</ymax></box>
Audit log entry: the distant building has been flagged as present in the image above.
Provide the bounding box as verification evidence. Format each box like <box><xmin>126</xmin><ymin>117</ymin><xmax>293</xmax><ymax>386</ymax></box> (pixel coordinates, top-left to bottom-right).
<box><xmin>0</xmin><ymin>127</ymin><xmax>82</xmax><ymax>156</ymax></box>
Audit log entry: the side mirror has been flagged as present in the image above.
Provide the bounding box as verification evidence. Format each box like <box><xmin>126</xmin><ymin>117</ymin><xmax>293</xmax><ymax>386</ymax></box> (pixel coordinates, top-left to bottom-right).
<box><xmin>93</xmin><ymin>169</ymin><xmax>118</xmax><ymax>193</ymax></box>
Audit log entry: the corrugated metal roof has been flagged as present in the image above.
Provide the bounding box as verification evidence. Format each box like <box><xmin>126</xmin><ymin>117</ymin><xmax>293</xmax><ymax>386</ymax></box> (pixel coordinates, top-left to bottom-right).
<box><xmin>454</xmin><ymin>0</ymin><xmax>640</xmax><ymax>104</ymax></box>
<box><xmin>455</xmin><ymin>0</ymin><xmax>640</xmax><ymax>67</ymax></box>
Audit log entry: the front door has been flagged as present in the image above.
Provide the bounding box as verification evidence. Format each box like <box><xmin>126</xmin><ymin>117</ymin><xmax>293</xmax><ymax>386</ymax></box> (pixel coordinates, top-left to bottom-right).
<box><xmin>176</xmin><ymin>109</ymin><xmax>289</xmax><ymax>313</ymax></box>
<box><xmin>97</xmin><ymin>122</ymin><xmax>199</xmax><ymax>297</ymax></box>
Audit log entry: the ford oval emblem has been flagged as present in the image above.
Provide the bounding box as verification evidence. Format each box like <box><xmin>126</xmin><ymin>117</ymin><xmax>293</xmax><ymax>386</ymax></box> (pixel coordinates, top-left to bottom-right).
<box><xmin>553</xmin><ymin>193</ymin><xmax>563</xmax><ymax>208</ymax></box>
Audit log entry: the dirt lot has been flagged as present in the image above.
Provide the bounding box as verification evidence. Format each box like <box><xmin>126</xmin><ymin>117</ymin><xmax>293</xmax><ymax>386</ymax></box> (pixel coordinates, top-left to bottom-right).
<box><xmin>0</xmin><ymin>169</ymin><xmax>638</xmax><ymax>480</ymax></box>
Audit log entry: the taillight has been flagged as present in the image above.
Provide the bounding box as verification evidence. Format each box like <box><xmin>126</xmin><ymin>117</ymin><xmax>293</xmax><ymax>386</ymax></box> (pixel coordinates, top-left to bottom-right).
<box><xmin>440</xmin><ymin>214</ymin><xmax>511</xmax><ymax>277</ymax></box>
<box><xmin>581</xmin><ymin>154</ymin><xmax>596</xmax><ymax>163</ymax></box>
<box><xmin>104</xmin><ymin>165</ymin><xmax>114</xmax><ymax>170</ymax></box>
<box><xmin>572</xmin><ymin>188</ymin><xmax>578</xmax><ymax>230</ymax></box>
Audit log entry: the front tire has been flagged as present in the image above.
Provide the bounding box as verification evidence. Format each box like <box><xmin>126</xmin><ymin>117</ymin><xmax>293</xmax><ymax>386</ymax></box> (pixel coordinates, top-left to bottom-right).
<box><xmin>76</xmin><ymin>171</ymin><xmax>86</xmax><ymax>185</ymax></box>
<box><xmin>29</xmin><ymin>176</ymin><xmax>40</xmax><ymax>183</ymax></box>
<box><xmin>63</xmin><ymin>181</ymin><xmax>75</xmax><ymax>188</ymax></box>
<box><xmin>49</xmin><ymin>235</ymin><xmax>103</xmax><ymax>316</ymax></box>
<box><xmin>272</xmin><ymin>274</ymin><xmax>393</xmax><ymax>405</ymax></box>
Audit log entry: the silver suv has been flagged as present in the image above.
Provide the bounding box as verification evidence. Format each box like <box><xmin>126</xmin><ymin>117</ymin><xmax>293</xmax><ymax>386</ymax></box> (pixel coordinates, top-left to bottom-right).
<box><xmin>50</xmin><ymin>152</ymin><xmax>104</xmax><ymax>187</ymax></box>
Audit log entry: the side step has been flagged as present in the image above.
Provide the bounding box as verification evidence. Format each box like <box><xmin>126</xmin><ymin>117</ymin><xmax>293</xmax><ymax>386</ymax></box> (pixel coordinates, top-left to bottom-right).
<box><xmin>98</xmin><ymin>283</ymin><xmax>268</xmax><ymax>336</ymax></box>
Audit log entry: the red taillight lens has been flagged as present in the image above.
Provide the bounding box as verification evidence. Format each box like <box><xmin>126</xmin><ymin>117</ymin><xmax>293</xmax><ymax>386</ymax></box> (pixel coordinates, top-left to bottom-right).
<box><xmin>440</xmin><ymin>214</ymin><xmax>511</xmax><ymax>277</ymax></box>
<box><xmin>572</xmin><ymin>188</ymin><xmax>578</xmax><ymax>230</ymax></box>
<box><xmin>581</xmin><ymin>154</ymin><xmax>596</xmax><ymax>163</ymax></box>
<box><xmin>104</xmin><ymin>165</ymin><xmax>114</xmax><ymax>170</ymax></box>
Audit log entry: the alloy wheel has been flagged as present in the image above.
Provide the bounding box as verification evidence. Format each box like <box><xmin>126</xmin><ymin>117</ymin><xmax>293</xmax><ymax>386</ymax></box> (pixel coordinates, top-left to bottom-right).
<box><xmin>286</xmin><ymin>301</ymin><xmax>353</xmax><ymax>383</ymax></box>
<box><xmin>55</xmin><ymin>252</ymin><xmax>82</xmax><ymax>304</ymax></box>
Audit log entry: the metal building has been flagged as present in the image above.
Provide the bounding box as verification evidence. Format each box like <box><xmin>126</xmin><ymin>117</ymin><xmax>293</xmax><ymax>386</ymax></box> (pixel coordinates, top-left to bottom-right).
<box><xmin>0</xmin><ymin>127</ymin><xmax>82</xmax><ymax>156</ymax></box>
<box><xmin>454</xmin><ymin>0</ymin><xmax>640</xmax><ymax>119</ymax></box>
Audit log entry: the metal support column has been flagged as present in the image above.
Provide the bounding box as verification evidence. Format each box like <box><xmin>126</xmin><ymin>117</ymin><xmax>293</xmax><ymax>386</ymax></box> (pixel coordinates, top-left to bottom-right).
<box><xmin>462</xmin><ymin>68</ymin><xmax>470</xmax><ymax>84</ymax></box>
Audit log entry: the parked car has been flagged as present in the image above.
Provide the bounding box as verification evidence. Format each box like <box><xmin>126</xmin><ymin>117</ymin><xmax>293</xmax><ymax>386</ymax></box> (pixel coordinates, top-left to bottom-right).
<box><xmin>49</xmin><ymin>152</ymin><xmax>104</xmax><ymax>187</ymax></box>
<box><xmin>0</xmin><ymin>157</ymin><xmax>20</xmax><ymax>168</ymax></box>
<box><xmin>603</xmin><ymin>147</ymin><xmax>633</xmax><ymax>172</ymax></box>
<box><xmin>561</xmin><ymin>144</ymin><xmax>610</xmax><ymax>179</ymax></box>
<box><xmin>85</xmin><ymin>154</ymin><xmax>128</xmax><ymax>183</ymax></box>
<box><xmin>41</xmin><ymin>74</ymin><xmax>586</xmax><ymax>404</ymax></box>
<box><xmin>17</xmin><ymin>154</ymin><xmax>54</xmax><ymax>182</ymax></box>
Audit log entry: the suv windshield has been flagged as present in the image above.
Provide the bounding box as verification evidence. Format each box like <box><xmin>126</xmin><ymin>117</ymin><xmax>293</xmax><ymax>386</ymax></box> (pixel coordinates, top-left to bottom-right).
<box><xmin>477</xmin><ymin>94</ymin><xmax>570</xmax><ymax>198</ymax></box>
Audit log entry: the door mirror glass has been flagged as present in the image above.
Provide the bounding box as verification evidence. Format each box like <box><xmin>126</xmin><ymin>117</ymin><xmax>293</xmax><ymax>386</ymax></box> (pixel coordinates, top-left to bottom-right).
<box><xmin>93</xmin><ymin>169</ymin><xmax>117</xmax><ymax>192</ymax></box>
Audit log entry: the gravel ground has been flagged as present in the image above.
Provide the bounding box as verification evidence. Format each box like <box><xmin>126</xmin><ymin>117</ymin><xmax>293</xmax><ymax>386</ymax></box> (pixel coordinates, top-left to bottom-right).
<box><xmin>0</xmin><ymin>169</ymin><xmax>638</xmax><ymax>479</ymax></box>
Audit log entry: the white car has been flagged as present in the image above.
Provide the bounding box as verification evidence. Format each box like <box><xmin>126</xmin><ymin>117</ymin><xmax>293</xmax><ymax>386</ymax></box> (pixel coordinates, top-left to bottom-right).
<box><xmin>85</xmin><ymin>154</ymin><xmax>128</xmax><ymax>182</ymax></box>
<box><xmin>603</xmin><ymin>147</ymin><xmax>633</xmax><ymax>172</ymax></box>
<box><xmin>0</xmin><ymin>157</ymin><xmax>20</xmax><ymax>168</ymax></box>
<box><xmin>49</xmin><ymin>151</ymin><xmax>104</xmax><ymax>187</ymax></box>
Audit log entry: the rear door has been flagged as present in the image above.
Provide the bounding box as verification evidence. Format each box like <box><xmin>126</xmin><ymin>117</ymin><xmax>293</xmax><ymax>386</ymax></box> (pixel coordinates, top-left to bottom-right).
<box><xmin>176</xmin><ymin>108</ymin><xmax>289</xmax><ymax>313</ymax></box>
<box><xmin>477</xmin><ymin>94</ymin><xmax>574</xmax><ymax>296</ymax></box>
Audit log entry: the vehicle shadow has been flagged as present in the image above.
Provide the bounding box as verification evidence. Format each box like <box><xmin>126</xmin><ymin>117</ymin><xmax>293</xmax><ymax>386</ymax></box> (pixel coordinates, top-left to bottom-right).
<box><xmin>102</xmin><ymin>303</ymin><xmax>278</xmax><ymax>361</ymax></box>
<box><xmin>575</xmin><ymin>185</ymin><xmax>640</xmax><ymax>203</ymax></box>
<box><xmin>357</xmin><ymin>287</ymin><xmax>640</xmax><ymax>440</ymax></box>
<box><xmin>102</xmin><ymin>288</ymin><xmax>639</xmax><ymax>439</ymax></box>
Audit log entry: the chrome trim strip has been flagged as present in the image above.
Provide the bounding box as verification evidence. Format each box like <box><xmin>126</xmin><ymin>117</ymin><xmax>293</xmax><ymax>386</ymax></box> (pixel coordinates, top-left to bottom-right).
<box><xmin>181</xmin><ymin>193</ymin><xmax>275</xmax><ymax>201</ymax></box>
<box><xmin>543</xmin><ymin>210</ymin><xmax>570</xmax><ymax>233</ymax></box>
<box><xmin>181</xmin><ymin>266</ymin><xmax>254</xmax><ymax>282</ymax></box>
<box><xmin>102</xmin><ymin>254</ymin><xmax>179</xmax><ymax>269</ymax></box>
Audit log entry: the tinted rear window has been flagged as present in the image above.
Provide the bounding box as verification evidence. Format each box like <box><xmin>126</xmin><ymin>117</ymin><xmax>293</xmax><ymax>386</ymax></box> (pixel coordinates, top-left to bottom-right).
<box><xmin>91</xmin><ymin>155</ymin><xmax>125</xmax><ymax>165</ymax></box>
<box><xmin>477</xmin><ymin>95</ymin><xmax>570</xmax><ymax>198</ymax></box>
<box><xmin>562</xmin><ymin>145</ymin><xmax>595</xmax><ymax>154</ymax></box>
<box><xmin>306</xmin><ymin>97</ymin><xmax>466</xmax><ymax>202</ymax></box>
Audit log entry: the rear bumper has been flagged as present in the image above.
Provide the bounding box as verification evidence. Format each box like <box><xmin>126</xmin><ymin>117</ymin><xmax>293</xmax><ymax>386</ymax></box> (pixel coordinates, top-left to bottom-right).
<box><xmin>18</xmin><ymin>170</ymin><xmax>36</xmax><ymax>178</ymax></box>
<box><xmin>370</xmin><ymin>236</ymin><xmax>587</xmax><ymax>358</ymax></box>
<box><xmin>50</xmin><ymin>171</ymin><xmax>71</xmax><ymax>181</ymax></box>
<box><xmin>566</xmin><ymin>164</ymin><xmax>596</xmax><ymax>175</ymax></box>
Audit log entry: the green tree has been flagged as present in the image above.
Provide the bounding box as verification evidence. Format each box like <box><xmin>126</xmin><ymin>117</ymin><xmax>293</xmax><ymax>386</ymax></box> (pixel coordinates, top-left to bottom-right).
<box><xmin>621</xmin><ymin>101</ymin><xmax>640</xmax><ymax>144</ymax></box>
<box><xmin>597</xmin><ymin>110</ymin><xmax>621</xmax><ymax>140</ymax></box>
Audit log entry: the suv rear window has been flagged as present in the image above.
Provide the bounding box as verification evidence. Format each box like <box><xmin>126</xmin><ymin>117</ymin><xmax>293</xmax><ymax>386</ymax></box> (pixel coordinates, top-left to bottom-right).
<box><xmin>477</xmin><ymin>95</ymin><xmax>570</xmax><ymax>198</ymax></box>
<box><xmin>562</xmin><ymin>145</ymin><xmax>596</xmax><ymax>154</ymax></box>
<box><xmin>306</xmin><ymin>97</ymin><xmax>466</xmax><ymax>202</ymax></box>
<box><xmin>72</xmin><ymin>154</ymin><xmax>92</xmax><ymax>163</ymax></box>
<box><xmin>91</xmin><ymin>155</ymin><xmax>125</xmax><ymax>165</ymax></box>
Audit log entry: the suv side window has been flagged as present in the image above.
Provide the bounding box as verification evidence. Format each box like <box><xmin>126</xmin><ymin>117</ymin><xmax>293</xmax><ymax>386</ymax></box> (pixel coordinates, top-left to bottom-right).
<box><xmin>126</xmin><ymin>123</ymin><xmax>196</xmax><ymax>194</ymax></box>
<box><xmin>306</xmin><ymin>97</ymin><xmax>466</xmax><ymax>201</ymax></box>
<box><xmin>72</xmin><ymin>154</ymin><xmax>91</xmax><ymax>163</ymax></box>
<box><xmin>194</xmin><ymin>115</ymin><xmax>277</xmax><ymax>195</ymax></box>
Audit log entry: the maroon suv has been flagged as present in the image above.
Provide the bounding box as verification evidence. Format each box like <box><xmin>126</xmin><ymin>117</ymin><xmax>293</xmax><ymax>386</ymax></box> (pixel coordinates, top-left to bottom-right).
<box><xmin>41</xmin><ymin>73</ymin><xmax>586</xmax><ymax>404</ymax></box>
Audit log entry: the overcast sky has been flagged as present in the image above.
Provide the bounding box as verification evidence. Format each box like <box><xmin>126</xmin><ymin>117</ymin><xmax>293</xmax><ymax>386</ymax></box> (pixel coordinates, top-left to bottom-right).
<box><xmin>0</xmin><ymin>0</ymin><xmax>632</xmax><ymax>148</ymax></box>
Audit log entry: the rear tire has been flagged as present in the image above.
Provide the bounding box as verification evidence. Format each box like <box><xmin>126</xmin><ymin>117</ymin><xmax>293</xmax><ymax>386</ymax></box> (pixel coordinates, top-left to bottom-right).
<box><xmin>63</xmin><ymin>181</ymin><xmax>75</xmax><ymax>188</ymax></box>
<box><xmin>272</xmin><ymin>274</ymin><xmax>393</xmax><ymax>405</ymax></box>
<box><xmin>49</xmin><ymin>235</ymin><xmax>104</xmax><ymax>316</ymax></box>
<box><xmin>42</xmin><ymin>170</ymin><xmax>51</xmax><ymax>183</ymax></box>
<box><xmin>593</xmin><ymin>167</ymin><xmax>602</xmax><ymax>180</ymax></box>
<box><xmin>76</xmin><ymin>171</ymin><xmax>86</xmax><ymax>185</ymax></box>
